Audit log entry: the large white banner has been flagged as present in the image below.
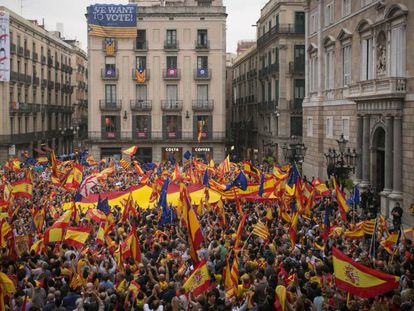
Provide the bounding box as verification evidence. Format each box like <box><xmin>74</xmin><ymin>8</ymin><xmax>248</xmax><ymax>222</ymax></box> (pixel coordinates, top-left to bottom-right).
<box><xmin>0</xmin><ymin>11</ymin><xmax>10</xmax><ymax>82</ymax></box>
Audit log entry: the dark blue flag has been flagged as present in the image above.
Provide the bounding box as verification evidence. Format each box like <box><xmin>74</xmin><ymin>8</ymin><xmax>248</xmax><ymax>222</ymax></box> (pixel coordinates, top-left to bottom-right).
<box><xmin>184</xmin><ymin>150</ymin><xmax>192</xmax><ymax>160</ymax></box>
<box><xmin>97</xmin><ymin>195</ymin><xmax>110</xmax><ymax>215</ymax></box>
<box><xmin>142</xmin><ymin>162</ymin><xmax>157</xmax><ymax>172</ymax></box>
<box><xmin>158</xmin><ymin>204</ymin><xmax>176</xmax><ymax>226</ymax></box>
<box><xmin>168</xmin><ymin>153</ymin><xmax>175</xmax><ymax>164</ymax></box>
<box><xmin>158</xmin><ymin>176</ymin><xmax>170</xmax><ymax>209</ymax></box>
<box><xmin>287</xmin><ymin>163</ymin><xmax>300</xmax><ymax>187</ymax></box>
<box><xmin>25</xmin><ymin>157</ymin><xmax>38</xmax><ymax>166</ymax></box>
<box><xmin>203</xmin><ymin>169</ymin><xmax>210</xmax><ymax>188</ymax></box>
<box><xmin>258</xmin><ymin>173</ymin><xmax>265</xmax><ymax>197</ymax></box>
<box><xmin>225</xmin><ymin>170</ymin><xmax>248</xmax><ymax>191</ymax></box>
<box><xmin>74</xmin><ymin>192</ymin><xmax>82</xmax><ymax>202</ymax></box>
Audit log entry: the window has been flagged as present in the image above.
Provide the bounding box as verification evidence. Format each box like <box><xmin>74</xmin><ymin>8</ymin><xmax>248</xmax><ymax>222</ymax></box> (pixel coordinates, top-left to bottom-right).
<box><xmin>166</xmin><ymin>30</ymin><xmax>177</xmax><ymax>45</ymax></box>
<box><xmin>361</xmin><ymin>37</ymin><xmax>373</xmax><ymax>80</ymax></box>
<box><xmin>133</xmin><ymin>115</ymin><xmax>150</xmax><ymax>138</ymax></box>
<box><xmin>361</xmin><ymin>0</ymin><xmax>372</xmax><ymax>7</ymax></box>
<box><xmin>136</xmin><ymin>85</ymin><xmax>147</xmax><ymax>101</ymax></box>
<box><xmin>136</xmin><ymin>30</ymin><xmax>146</xmax><ymax>49</ymax></box>
<box><xmin>275</xmin><ymin>79</ymin><xmax>279</xmax><ymax>103</ymax></box>
<box><xmin>136</xmin><ymin>56</ymin><xmax>147</xmax><ymax>70</ymax></box>
<box><xmin>105</xmin><ymin>85</ymin><xmax>116</xmax><ymax>105</ymax></box>
<box><xmin>341</xmin><ymin>117</ymin><xmax>350</xmax><ymax>139</ymax></box>
<box><xmin>197</xmin><ymin>85</ymin><xmax>208</xmax><ymax>101</ymax></box>
<box><xmin>325</xmin><ymin>2</ymin><xmax>334</xmax><ymax>27</ymax></box>
<box><xmin>165</xmin><ymin>115</ymin><xmax>181</xmax><ymax>138</ymax></box>
<box><xmin>291</xmin><ymin>117</ymin><xmax>303</xmax><ymax>137</ymax></box>
<box><xmin>194</xmin><ymin>115</ymin><xmax>211</xmax><ymax>139</ymax></box>
<box><xmin>294</xmin><ymin>79</ymin><xmax>305</xmax><ymax>109</ymax></box>
<box><xmin>104</xmin><ymin>57</ymin><xmax>116</xmax><ymax>78</ymax></box>
<box><xmin>390</xmin><ymin>25</ymin><xmax>406</xmax><ymax>77</ymax></box>
<box><xmin>103</xmin><ymin>115</ymin><xmax>118</xmax><ymax>138</ymax></box>
<box><xmin>310</xmin><ymin>54</ymin><xmax>318</xmax><ymax>92</ymax></box>
<box><xmin>167</xmin><ymin>56</ymin><xmax>177</xmax><ymax>69</ymax></box>
<box><xmin>307</xmin><ymin>117</ymin><xmax>313</xmax><ymax>137</ymax></box>
<box><xmin>342</xmin><ymin>0</ymin><xmax>351</xmax><ymax>17</ymax></box>
<box><xmin>197</xmin><ymin>56</ymin><xmax>208</xmax><ymax>69</ymax></box>
<box><xmin>166</xmin><ymin>84</ymin><xmax>178</xmax><ymax>105</ymax></box>
<box><xmin>295</xmin><ymin>12</ymin><xmax>305</xmax><ymax>33</ymax></box>
<box><xmin>325</xmin><ymin>116</ymin><xmax>333</xmax><ymax>138</ymax></box>
<box><xmin>342</xmin><ymin>45</ymin><xmax>351</xmax><ymax>86</ymax></box>
<box><xmin>325</xmin><ymin>50</ymin><xmax>335</xmax><ymax>89</ymax></box>
<box><xmin>197</xmin><ymin>30</ymin><xmax>208</xmax><ymax>47</ymax></box>
<box><xmin>310</xmin><ymin>11</ymin><xmax>318</xmax><ymax>34</ymax></box>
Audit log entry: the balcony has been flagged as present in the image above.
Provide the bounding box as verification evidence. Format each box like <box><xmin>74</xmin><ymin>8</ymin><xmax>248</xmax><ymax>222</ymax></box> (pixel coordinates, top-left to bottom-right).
<box><xmin>17</xmin><ymin>73</ymin><xmax>26</xmax><ymax>83</ymax></box>
<box><xmin>346</xmin><ymin>77</ymin><xmax>407</xmax><ymax>101</ymax></box>
<box><xmin>87</xmin><ymin>131</ymin><xmax>226</xmax><ymax>143</ymax></box>
<box><xmin>289</xmin><ymin>61</ymin><xmax>305</xmax><ymax>74</ymax></box>
<box><xmin>33</xmin><ymin>76</ymin><xmax>40</xmax><ymax>86</ymax></box>
<box><xmin>102</xmin><ymin>39</ymin><xmax>117</xmax><ymax>54</ymax></box>
<box><xmin>10</xmin><ymin>71</ymin><xmax>18</xmax><ymax>82</ymax></box>
<box><xmin>192</xmin><ymin>99</ymin><xmax>214</xmax><ymax>111</ymax></box>
<box><xmin>194</xmin><ymin>68</ymin><xmax>211</xmax><ymax>80</ymax></box>
<box><xmin>41</xmin><ymin>56</ymin><xmax>46</xmax><ymax>65</ymax></box>
<box><xmin>130</xmin><ymin>99</ymin><xmax>152</xmax><ymax>111</ymax></box>
<box><xmin>161</xmin><ymin>99</ymin><xmax>183</xmax><ymax>111</ymax></box>
<box><xmin>55</xmin><ymin>82</ymin><xmax>61</xmax><ymax>91</ymax></box>
<box><xmin>134</xmin><ymin>40</ymin><xmax>148</xmax><ymax>51</ymax></box>
<box><xmin>163</xmin><ymin>69</ymin><xmax>181</xmax><ymax>80</ymax></box>
<box><xmin>10</xmin><ymin>102</ymin><xmax>37</xmax><ymax>114</ymax></box>
<box><xmin>195</xmin><ymin>40</ymin><xmax>210</xmax><ymax>50</ymax></box>
<box><xmin>24</xmin><ymin>74</ymin><xmax>32</xmax><ymax>85</ymax></box>
<box><xmin>290</xmin><ymin>98</ymin><xmax>303</xmax><ymax>111</ymax></box>
<box><xmin>101</xmin><ymin>68</ymin><xmax>119</xmax><ymax>80</ymax></box>
<box><xmin>257</xmin><ymin>23</ymin><xmax>305</xmax><ymax>48</ymax></box>
<box><xmin>17</xmin><ymin>47</ymin><xmax>24</xmax><ymax>56</ymax></box>
<box><xmin>247</xmin><ymin>69</ymin><xmax>257</xmax><ymax>79</ymax></box>
<box><xmin>10</xmin><ymin>43</ymin><xmax>16</xmax><ymax>54</ymax></box>
<box><xmin>131</xmin><ymin>68</ymin><xmax>150</xmax><ymax>82</ymax></box>
<box><xmin>269</xmin><ymin>63</ymin><xmax>279</xmax><ymax>74</ymax></box>
<box><xmin>259</xmin><ymin>67</ymin><xmax>269</xmax><ymax>79</ymax></box>
<box><xmin>99</xmin><ymin>100</ymin><xmax>122</xmax><ymax>111</ymax></box>
<box><xmin>32</xmin><ymin>52</ymin><xmax>38</xmax><ymax>62</ymax></box>
<box><xmin>24</xmin><ymin>49</ymin><xmax>30</xmax><ymax>59</ymax></box>
<box><xmin>47</xmin><ymin>57</ymin><xmax>53</xmax><ymax>67</ymax></box>
<box><xmin>164</xmin><ymin>40</ymin><xmax>179</xmax><ymax>51</ymax></box>
<box><xmin>48</xmin><ymin>81</ymin><xmax>54</xmax><ymax>90</ymax></box>
<box><xmin>258</xmin><ymin>101</ymin><xmax>276</xmax><ymax>113</ymax></box>
<box><xmin>41</xmin><ymin>79</ymin><xmax>47</xmax><ymax>88</ymax></box>
<box><xmin>55</xmin><ymin>61</ymin><xmax>60</xmax><ymax>70</ymax></box>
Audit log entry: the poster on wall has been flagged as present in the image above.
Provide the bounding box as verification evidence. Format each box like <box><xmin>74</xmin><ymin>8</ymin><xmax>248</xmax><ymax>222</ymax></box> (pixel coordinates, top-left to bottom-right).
<box><xmin>87</xmin><ymin>4</ymin><xmax>137</xmax><ymax>38</ymax></box>
<box><xmin>0</xmin><ymin>11</ymin><xmax>10</xmax><ymax>82</ymax></box>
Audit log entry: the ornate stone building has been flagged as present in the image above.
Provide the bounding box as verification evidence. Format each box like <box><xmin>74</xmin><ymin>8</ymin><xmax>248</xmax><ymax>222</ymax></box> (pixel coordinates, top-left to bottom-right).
<box><xmin>302</xmin><ymin>0</ymin><xmax>414</xmax><ymax>225</ymax></box>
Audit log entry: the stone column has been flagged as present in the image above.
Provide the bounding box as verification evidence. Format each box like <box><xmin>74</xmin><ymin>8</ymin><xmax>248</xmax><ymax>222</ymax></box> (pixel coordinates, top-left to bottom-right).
<box><xmin>384</xmin><ymin>116</ymin><xmax>393</xmax><ymax>192</ymax></box>
<box><xmin>356</xmin><ymin>115</ymin><xmax>363</xmax><ymax>181</ymax></box>
<box><xmin>392</xmin><ymin>115</ymin><xmax>402</xmax><ymax>194</ymax></box>
<box><xmin>361</xmin><ymin>115</ymin><xmax>371</xmax><ymax>187</ymax></box>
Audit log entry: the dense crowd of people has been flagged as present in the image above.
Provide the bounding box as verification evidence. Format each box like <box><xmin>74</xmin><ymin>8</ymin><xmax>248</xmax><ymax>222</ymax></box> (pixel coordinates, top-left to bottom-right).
<box><xmin>0</xmin><ymin>154</ymin><xmax>413</xmax><ymax>311</ymax></box>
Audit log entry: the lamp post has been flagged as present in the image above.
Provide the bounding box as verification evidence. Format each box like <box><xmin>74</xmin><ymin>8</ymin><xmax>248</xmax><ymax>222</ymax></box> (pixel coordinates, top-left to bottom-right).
<box><xmin>281</xmin><ymin>135</ymin><xmax>307</xmax><ymax>164</ymax></box>
<box><xmin>324</xmin><ymin>133</ymin><xmax>358</xmax><ymax>184</ymax></box>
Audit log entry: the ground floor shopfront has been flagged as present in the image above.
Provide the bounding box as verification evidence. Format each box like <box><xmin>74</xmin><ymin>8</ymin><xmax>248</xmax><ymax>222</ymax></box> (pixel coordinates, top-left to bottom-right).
<box><xmin>90</xmin><ymin>143</ymin><xmax>224</xmax><ymax>164</ymax></box>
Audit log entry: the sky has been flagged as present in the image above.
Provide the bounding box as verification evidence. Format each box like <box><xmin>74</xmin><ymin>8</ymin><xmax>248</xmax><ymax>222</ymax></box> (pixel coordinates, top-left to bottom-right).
<box><xmin>2</xmin><ymin>0</ymin><xmax>268</xmax><ymax>53</ymax></box>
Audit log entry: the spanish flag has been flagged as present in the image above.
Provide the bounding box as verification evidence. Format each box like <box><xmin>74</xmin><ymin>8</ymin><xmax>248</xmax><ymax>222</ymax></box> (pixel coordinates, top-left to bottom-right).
<box><xmin>289</xmin><ymin>213</ymin><xmax>299</xmax><ymax>251</ymax></box>
<box><xmin>33</xmin><ymin>207</ymin><xmax>46</xmax><ymax>233</ymax></box>
<box><xmin>64</xmin><ymin>227</ymin><xmax>91</xmax><ymax>249</ymax></box>
<box><xmin>183</xmin><ymin>259</ymin><xmax>211</xmax><ymax>297</ymax></box>
<box><xmin>44</xmin><ymin>211</ymin><xmax>71</xmax><ymax>244</ymax></box>
<box><xmin>215</xmin><ymin>198</ymin><xmax>227</xmax><ymax>226</ymax></box>
<box><xmin>380</xmin><ymin>231</ymin><xmax>400</xmax><ymax>254</ymax></box>
<box><xmin>64</xmin><ymin>164</ymin><xmax>83</xmax><ymax>190</ymax></box>
<box><xmin>333</xmin><ymin>178</ymin><xmax>350</xmax><ymax>220</ymax></box>
<box><xmin>11</xmin><ymin>180</ymin><xmax>33</xmax><ymax>198</ymax></box>
<box><xmin>332</xmin><ymin>246</ymin><xmax>399</xmax><ymax>298</ymax></box>
<box><xmin>274</xmin><ymin>285</ymin><xmax>287</xmax><ymax>311</ymax></box>
<box><xmin>180</xmin><ymin>184</ymin><xmax>204</xmax><ymax>264</ymax></box>
<box><xmin>0</xmin><ymin>220</ymin><xmax>12</xmax><ymax>248</ymax></box>
<box><xmin>0</xmin><ymin>271</ymin><xmax>16</xmax><ymax>311</ymax></box>
<box><xmin>121</xmin><ymin>225</ymin><xmax>141</xmax><ymax>263</ymax></box>
<box><xmin>134</xmin><ymin>162</ymin><xmax>144</xmax><ymax>175</ymax></box>
<box><xmin>122</xmin><ymin>146</ymin><xmax>138</xmax><ymax>157</ymax></box>
<box><xmin>95</xmin><ymin>222</ymin><xmax>107</xmax><ymax>245</ymax></box>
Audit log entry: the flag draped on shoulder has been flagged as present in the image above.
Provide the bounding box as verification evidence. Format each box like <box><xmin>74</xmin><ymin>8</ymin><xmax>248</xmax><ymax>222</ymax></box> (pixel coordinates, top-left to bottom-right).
<box><xmin>183</xmin><ymin>259</ymin><xmax>211</xmax><ymax>297</ymax></box>
<box><xmin>332</xmin><ymin>246</ymin><xmax>399</xmax><ymax>298</ymax></box>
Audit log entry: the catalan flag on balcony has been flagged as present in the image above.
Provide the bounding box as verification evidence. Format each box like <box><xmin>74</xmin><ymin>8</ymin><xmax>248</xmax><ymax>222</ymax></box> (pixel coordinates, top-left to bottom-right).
<box><xmin>135</xmin><ymin>68</ymin><xmax>146</xmax><ymax>83</ymax></box>
<box><xmin>105</xmin><ymin>37</ymin><xmax>115</xmax><ymax>56</ymax></box>
<box><xmin>197</xmin><ymin>120</ymin><xmax>205</xmax><ymax>143</ymax></box>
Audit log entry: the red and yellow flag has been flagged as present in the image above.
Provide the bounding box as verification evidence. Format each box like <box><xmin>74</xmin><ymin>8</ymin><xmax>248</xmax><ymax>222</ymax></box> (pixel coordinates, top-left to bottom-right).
<box><xmin>64</xmin><ymin>227</ymin><xmax>91</xmax><ymax>249</ymax></box>
<box><xmin>289</xmin><ymin>213</ymin><xmax>299</xmax><ymax>251</ymax></box>
<box><xmin>121</xmin><ymin>225</ymin><xmax>141</xmax><ymax>263</ymax></box>
<box><xmin>252</xmin><ymin>220</ymin><xmax>269</xmax><ymax>241</ymax></box>
<box><xmin>11</xmin><ymin>180</ymin><xmax>33</xmax><ymax>199</ymax></box>
<box><xmin>0</xmin><ymin>271</ymin><xmax>16</xmax><ymax>311</ymax></box>
<box><xmin>332</xmin><ymin>246</ymin><xmax>399</xmax><ymax>298</ymax></box>
<box><xmin>333</xmin><ymin>178</ymin><xmax>350</xmax><ymax>220</ymax></box>
<box><xmin>234</xmin><ymin>211</ymin><xmax>248</xmax><ymax>250</ymax></box>
<box><xmin>183</xmin><ymin>259</ymin><xmax>211</xmax><ymax>297</ymax></box>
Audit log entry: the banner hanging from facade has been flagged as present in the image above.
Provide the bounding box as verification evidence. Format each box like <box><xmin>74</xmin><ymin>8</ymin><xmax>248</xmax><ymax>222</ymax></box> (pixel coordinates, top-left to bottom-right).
<box><xmin>0</xmin><ymin>11</ymin><xmax>10</xmax><ymax>82</ymax></box>
<box><xmin>87</xmin><ymin>4</ymin><xmax>137</xmax><ymax>38</ymax></box>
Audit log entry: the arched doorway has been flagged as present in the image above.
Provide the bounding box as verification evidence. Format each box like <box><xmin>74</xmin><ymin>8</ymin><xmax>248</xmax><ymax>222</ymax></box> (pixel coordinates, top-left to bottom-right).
<box><xmin>371</xmin><ymin>127</ymin><xmax>385</xmax><ymax>192</ymax></box>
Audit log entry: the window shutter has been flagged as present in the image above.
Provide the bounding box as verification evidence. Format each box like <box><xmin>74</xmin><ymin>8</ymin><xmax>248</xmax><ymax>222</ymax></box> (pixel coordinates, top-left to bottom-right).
<box><xmin>367</xmin><ymin>39</ymin><xmax>373</xmax><ymax>79</ymax></box>
<box><xmin>361</xmin><ymin>40</ymin><xmax>367</xmax><ymax>80</ymax></box>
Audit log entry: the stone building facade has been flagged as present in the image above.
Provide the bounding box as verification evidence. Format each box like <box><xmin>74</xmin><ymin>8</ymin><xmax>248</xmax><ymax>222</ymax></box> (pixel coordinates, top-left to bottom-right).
<box><xmin>0</xmin><ymin>6</ymin><xmax>85</xmax><ymax>161</ymax></box>
<box><xmin>230</xmin><ymin>0</ymin><xmax>305</xmax><ymax>162</ymax></box>
<box><xmin>87</xmin><ymin>0</ymin><xmax>227</xmax><ymax>163</ymax></box>
<box><xmin>302</xmin><ymin>0</ymin><xmax>414</xmax><ymax>225</ymax></box>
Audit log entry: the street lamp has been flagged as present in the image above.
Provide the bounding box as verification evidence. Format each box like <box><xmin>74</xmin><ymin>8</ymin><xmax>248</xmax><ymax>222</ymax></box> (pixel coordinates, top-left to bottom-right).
<box><xmin>281</xmin><ymin>135</ymin><xmax>307</xmax><ymax>164</ymax></box>
<box><xmin>325</xmin><ymin>133</ymin><xmax>358</xmax><ymax>183</ymax></box>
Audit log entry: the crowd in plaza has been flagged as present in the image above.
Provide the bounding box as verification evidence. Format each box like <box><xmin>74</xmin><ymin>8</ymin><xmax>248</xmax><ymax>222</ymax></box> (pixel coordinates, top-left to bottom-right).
<box><xmin>0</xmin><ymin>151</ymin><xmax>413</xmax><ymax>311</ymax></box>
